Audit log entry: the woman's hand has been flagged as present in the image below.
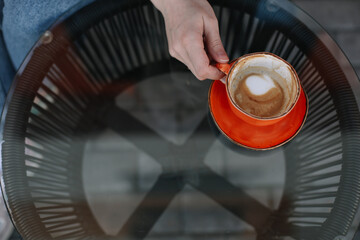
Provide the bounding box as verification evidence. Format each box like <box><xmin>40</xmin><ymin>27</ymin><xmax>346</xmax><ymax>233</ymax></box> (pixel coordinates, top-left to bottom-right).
<box><xmin>151</xmin><ymin>0</ymin><xmax>229</xmax><ymax>80</ymax></box>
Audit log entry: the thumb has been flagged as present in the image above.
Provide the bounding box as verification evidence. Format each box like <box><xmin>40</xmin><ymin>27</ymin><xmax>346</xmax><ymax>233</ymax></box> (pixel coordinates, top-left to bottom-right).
<box><xmin>204</xmin><ymin>20</ymin><xmax>229</xmax><ymax>63</ymax></box>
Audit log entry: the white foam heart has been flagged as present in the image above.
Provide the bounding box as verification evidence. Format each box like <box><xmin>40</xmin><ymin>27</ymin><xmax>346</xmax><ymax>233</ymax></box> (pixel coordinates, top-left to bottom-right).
<box><xmin>245</xmin><ymin>74</ymin><xmax>276</xmax><ymax>96</ymax></box>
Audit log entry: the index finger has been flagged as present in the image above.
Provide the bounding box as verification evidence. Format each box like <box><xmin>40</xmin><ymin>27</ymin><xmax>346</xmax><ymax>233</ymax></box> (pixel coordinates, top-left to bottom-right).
<box><xmin>183</xmin><ymin>36</ymin><xmax>225</xmax><ymax>80</ymax></box>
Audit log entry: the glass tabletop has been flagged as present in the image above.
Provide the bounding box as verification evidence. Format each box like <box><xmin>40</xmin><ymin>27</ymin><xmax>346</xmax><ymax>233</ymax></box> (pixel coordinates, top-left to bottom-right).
<box><xmin>1</xmin><ymin>0</ymin><xmax>360</xmax><ymax>239</ymax></box>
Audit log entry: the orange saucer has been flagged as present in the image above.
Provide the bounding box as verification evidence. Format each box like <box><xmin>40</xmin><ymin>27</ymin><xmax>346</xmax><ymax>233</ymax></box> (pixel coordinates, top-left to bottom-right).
<box><xmin>209</xmin><ymin>80</ymin><xmax>308</xmax><ymax>150</ymax></box>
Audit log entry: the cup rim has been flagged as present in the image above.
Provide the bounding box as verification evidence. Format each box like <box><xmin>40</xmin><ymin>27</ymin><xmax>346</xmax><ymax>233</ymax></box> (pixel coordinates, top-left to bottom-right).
<box><xmin>225</xmin><ymin>52</ymin><xmax>301</xmax><ymax>121</ymax></box>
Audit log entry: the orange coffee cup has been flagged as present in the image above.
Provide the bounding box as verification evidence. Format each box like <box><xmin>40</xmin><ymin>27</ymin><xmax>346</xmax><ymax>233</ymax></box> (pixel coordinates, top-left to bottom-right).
<box><xmin>209</xmin><ymin>52</ymin><xmax>308</xmax><ymax>150</ymax></box>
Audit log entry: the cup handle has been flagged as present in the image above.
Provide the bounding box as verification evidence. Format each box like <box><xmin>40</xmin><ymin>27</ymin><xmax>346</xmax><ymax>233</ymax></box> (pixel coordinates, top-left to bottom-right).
<box><xmin>213</xmin><ymin>60</ymin><xmax>237</xmax><ymax>84</ymax></box>
<box><xmin>214</xmin><ymin>62</ymin><xmax>232</xmax><ymax>75</ymax></box>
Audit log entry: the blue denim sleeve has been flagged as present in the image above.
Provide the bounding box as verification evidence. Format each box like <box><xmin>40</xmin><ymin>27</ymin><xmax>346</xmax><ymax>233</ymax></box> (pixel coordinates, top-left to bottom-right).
<box><xmin>2</xmin><ymin>0</ymin><xmax>84</xmax><ymax>69</ymax></box>
<box><xmin>0</xmin><ymin>0</ymin><xmax>14</xmax><ymax>114</ymax></box>
<box><xmin>0</xmin><ymin>32</ymin><xmax>14</xmax><ymax>114</ymax></box>
<box><xmin>0</xmin><ymin>0</ymin><xmax>3</xmax><ymax>28</ymax></box>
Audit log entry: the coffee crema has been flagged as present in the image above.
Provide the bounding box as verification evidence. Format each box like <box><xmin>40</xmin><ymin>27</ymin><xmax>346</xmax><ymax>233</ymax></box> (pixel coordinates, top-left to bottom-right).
<box><xmin>228</xmin><ymin>54</ymin><xmax>298</xmax><ymax>118</ymax></box>
<box><xmin>233</xmin><ymin>74</ymin><xmax>284</xmax><ymax>117</ymax></box>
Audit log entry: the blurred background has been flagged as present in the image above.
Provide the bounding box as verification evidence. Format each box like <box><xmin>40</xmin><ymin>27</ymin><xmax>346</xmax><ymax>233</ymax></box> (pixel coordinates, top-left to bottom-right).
<box><xmin>293</xmin><ymin>0</ymin><xmax>360</xmax><ymax>78</ymax></box>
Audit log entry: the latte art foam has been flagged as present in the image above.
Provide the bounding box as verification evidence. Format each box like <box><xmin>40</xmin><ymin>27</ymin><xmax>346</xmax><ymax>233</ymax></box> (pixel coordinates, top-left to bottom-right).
<box><xmin>233</xmin><ymin>74</ymin><xmax>285</xmax><ymax>117</ymax></box>
<box><xmin>228</xmin><ymin>54</ymin><xmax>298</xmax><ymax>118</ymax></box>
<box><xmin>245</xmin><ymin>74</ymin><xmax>276</xmax><ymax>95</ymax></box>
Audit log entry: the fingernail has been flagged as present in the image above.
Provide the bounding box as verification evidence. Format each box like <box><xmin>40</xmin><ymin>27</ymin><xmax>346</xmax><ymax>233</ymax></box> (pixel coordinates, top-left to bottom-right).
<box><xmin>218</xmin><ymin>52</ymin><xmax>229</xmax><ymax>63</ymax></box>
